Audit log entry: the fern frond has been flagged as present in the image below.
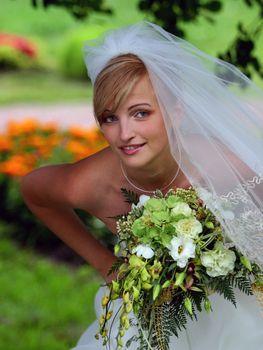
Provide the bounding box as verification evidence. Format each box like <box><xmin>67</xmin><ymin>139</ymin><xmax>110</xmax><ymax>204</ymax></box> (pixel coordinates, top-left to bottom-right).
<box><xmin>169</xmin><ymin>297</ymin><xmax>188</xmax><ymax>337</ymax></box>
<box><xmin>151</xmin><ymin>304</ymin><xmax>172</xmax><ymax>350</ymax></box>
<box><xmin>234</xmin><ymin>276</ymin><xmax>253</xmax><ymax>295</ymax></box>
<box><xmin>107</xmin><ymin>212</ymin><xmax>129</xmax><ymax>220</ymax></box>
<box><xmin>209</xmin><ymin>276</ymin><xmax>237</xmax><ymax>307</ymax></box>
<box><xmin>107</xmin><ymin>258</ymin><xmax>123</xmax><ymax>276</ymax></box>
<box><xmin>121</xmin><ymin>188</ymin><xmax>139</xmax><ymax>204</ymax></box>
<box><xmin>189</xmin><ymin>290</ymin><xmax>206</xmax><ymax>315</ymax></box>
<box><xmin>126</xmin><ymin>334</ymin><xmax>140</xmax><ymax>348</ymax></box>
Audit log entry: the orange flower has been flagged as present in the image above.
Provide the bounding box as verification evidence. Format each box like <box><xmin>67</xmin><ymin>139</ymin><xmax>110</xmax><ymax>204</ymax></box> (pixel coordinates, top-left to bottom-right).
<box><xmin>0</xmin><ymin>154</ymin><xmax>34</xmax><ymax>177</ymax></box>
<box><xmin>41</xmin><ymin>122</ymin><xmax>58</xmax><ymax>133</ymax></box>
<box><xmin>0</xmin><ymin>118</ymin><xmax>108</xmax><ymax>177</ymax></box>
<box><xmin>66</xmin><ymin>140</ymin><xmax>90</xmax><ymax>159</ymax></box>
<box><xmin>6</xmin><ymin>121</ymin><xmax>22</xmax><ymax>137</ymax></box>
<box><xmin>0</xmin><ymin>135</ymin><xmax>12</xmax><ymax>152</ymax></box>
<box><xmin>20</xmin><ymin>119</ymin><xmax>39</xmax><ymax>133</ymax></box>
<box><xmin>21</xmin><ymin>135</ymin><xmax>46</xmax><ymax>149</ymax></box>
<box><xmin>68</xmin><ymin>126</ymin><xmax>88</xmax><ymax>139</ymax></box>
<box><xmin>7</xmin><ymin>119</ymin><xmax>39</xmax><ymax>137</ymax></box>
<box><xmin>85</xmin><ymin>130</ymin><xmax>102</xmax><ymax>143</ymax></box>
<box><xmin>48</xmin><ymin>134</ymin><xmax>64</xmax><ymax>147</ymax></box>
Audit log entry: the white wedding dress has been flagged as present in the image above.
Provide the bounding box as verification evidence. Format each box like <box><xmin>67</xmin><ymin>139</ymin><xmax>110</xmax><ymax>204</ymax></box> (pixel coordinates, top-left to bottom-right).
<box><xmin>71</xmin><ymin>286</ymin><xmax>263</xmax><ymax>350</ymax></box>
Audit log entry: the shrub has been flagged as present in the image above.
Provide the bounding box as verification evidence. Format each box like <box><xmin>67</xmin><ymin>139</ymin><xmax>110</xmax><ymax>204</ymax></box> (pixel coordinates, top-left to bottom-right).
<box><xmin>0</xmin><ymin>119</ymin><xmax>114</xmax><ymax>262</ymax></box>
<box><xmin>0</xmin><ymin>33</ymin><xmax>42</xmax><ymax>71</ymax></box>
<box><xmin>59</xmin><ymin>25</ymin><xmax>109</xmax><ymax>79</ymax></box>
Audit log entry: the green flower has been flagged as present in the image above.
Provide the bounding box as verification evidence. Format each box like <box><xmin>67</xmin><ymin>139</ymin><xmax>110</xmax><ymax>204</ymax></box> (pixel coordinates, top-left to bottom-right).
<box><xmin>149</xmin><ymin>259</ymin><xmax>163</xmax><ymax>279</ymax></box>
<box><xmin>144</xmin><ymin>198</ymin><xmax>167</xmax><ymax>212</ymax></box>
<box><xmin>173</xmin><ymin>217</ymin><xmax>202</xmax><ymax>239</ymax></box>
<box><xmin>131</xmin><ymin>217</ymin><xmax>147</xmax><ymax>237</ymax></box>
<box><xmin>200</xmin><ymin>241</ymin><xmax>236</xmax><ymax>277</ymax></box>
<box><xmin>141</xmin><ymin>267</ymin><xmax>151</xmax><ymax>281</ymax></box>
<box><xmin>151</xmin><ymin>210</ymin><xmax>170</xmax><ymax>225</ymax></box>
<box><xmin>129</xmin><ymin>255</ymin><xmax>144</xmax><ymax>268</ymax></box>
<box><xmin>165</xmin><ymin>195</ymin><xmax>181</xmax><ymax>208</ymax></box>
<box><xmin>171</xmin><ymin>202</ymin><xmax>192</xmax><ymax>217</ymax></box>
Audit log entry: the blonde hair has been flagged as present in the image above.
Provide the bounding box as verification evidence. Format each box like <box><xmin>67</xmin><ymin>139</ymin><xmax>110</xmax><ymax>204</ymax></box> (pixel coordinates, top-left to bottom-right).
<box><xmin>93</xmin><ymin>54</ymin><xmax>147</xmax><ymax>124</ymax></box>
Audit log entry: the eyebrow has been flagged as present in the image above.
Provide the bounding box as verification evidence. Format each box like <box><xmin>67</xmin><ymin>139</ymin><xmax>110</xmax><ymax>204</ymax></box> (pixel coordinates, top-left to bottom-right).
<box><xmin>128</xmin><ymin>103</ymin><xmax>151</xmax><ymax>111</ymax></box>
<box><xmin>102</xmin><ymin>103</ymin><xmax>151</xmax><ymax>116</ymax></box>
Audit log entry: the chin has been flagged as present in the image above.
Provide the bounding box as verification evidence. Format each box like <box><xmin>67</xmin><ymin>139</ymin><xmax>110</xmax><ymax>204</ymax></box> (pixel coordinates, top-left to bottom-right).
<box><xmin>120</xmin><ymin>153</ymin><xmax>156</xmax><ymax>169</ymax></box>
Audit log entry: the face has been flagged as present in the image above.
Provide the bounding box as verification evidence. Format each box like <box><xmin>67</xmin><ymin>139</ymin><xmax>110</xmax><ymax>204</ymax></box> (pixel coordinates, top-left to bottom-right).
<box><xmin>100</xmin><ymin>74</ymin><xmax>172</xmax><ymax>170</ymax></box>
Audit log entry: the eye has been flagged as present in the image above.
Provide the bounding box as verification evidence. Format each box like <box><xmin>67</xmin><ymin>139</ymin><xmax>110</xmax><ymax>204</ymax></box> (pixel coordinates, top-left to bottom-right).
<box><xmin>100</xmin><ymin>115</ymin><xmax>118</xmax><ymax>124</ymax></box>
<box><xmin>134</xmin><ymin>111</ymin><xmax>149</xmax><ymax>119</ymax></box>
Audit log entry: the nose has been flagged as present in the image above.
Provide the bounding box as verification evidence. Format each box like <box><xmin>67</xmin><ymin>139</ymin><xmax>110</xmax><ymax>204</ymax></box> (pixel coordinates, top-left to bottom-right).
<box><xmin>119</xmin><ymin>119</ymin><xmax>135</xmax><ymax>143</ymax></box>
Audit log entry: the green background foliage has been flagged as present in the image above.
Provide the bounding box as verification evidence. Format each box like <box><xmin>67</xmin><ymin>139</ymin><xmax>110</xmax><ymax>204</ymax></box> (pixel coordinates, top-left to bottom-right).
<box><xmin>0</xmin><ymin>228</ymin><xmax>101</xmax><ymax>350</ymax></box>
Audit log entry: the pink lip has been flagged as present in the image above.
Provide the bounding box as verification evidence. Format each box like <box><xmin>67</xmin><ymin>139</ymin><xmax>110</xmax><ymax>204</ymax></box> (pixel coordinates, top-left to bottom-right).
<box><xmin>119</xmin><ymin>143</ymin><xmax>146</xmax><ymax>155</ymax></box>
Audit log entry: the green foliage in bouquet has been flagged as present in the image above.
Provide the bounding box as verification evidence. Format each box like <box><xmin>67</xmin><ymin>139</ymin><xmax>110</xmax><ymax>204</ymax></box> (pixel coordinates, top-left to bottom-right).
<box><xmin>97</xmin><ymin>188</ymin><xmax>263</xmax><ymax>349</ymax></box>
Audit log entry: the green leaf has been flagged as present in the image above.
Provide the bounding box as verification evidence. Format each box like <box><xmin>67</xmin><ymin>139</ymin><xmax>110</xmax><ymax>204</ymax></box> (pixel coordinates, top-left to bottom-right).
<box><xmin>175</xmin><ymin>272</ymin><xmax>186</xmax><ymax>287</ymax></box>
<box><xmin>184</xmin><ymin>297</ymin><xmax>193</xmax><ymax>315</ymax></box>
<box><xmin>153</xmin><ymin>283</ymin><xmax>161</xmax><ymax>301</ymax></box>
<box><xmin>240</xmin><ymin>256</ymin><xmax>252</xmax><ymax>271</ymax></box>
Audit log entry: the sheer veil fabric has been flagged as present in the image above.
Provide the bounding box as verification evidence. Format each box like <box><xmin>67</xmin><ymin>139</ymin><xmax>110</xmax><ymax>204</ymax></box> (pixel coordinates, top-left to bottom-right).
<box><xmin>71</xmin><ymin>285</ymin><xmax>262</xmax><ymax>350</ymax></box>
<box><xmin>83</xmin><ymin>21</ymin><xmax>263</xmax><ymax>269</ymax></box>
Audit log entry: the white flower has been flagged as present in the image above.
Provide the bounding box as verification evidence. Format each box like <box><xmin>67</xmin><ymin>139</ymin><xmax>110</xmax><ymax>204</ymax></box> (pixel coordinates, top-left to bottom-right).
<box><xmin>169</xmin><ymin>235</ymin><xmax>196</xmax><ymax>268</ymax></box>
<box><xmin>174</xmin><ymin>217</ymin><xmax>202</xmax><ymax>239</ymax></box>
<box><xmin>171</xmin><ymin>202</ymin><xmax>192</xmax><ymax>217</ymax></box>
<box><xmin>201</xmin><ymin>241</ymin><xmax>236</xmax><ymax>277</ymax></box>
<box><xmin>132</xmin><ymin>195</ymin><xmax>151</xmax><ymax>209</ymax></box>
<box><xmin>132</xmin><ymin>244</ymin><xmax>154</xmax><ymax>259</ymax></box>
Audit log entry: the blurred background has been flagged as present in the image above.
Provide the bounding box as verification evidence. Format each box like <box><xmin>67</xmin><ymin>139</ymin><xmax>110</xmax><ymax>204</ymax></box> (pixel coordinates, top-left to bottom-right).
<box><xmin>0</xmin><ymin>1</ymin><xmax>262</xmax><ymax>349</ymax></box>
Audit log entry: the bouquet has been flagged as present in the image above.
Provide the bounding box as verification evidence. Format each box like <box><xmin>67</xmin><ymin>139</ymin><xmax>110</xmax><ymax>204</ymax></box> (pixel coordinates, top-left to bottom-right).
<box><xmin>96</xmin><ymin>187</ymin><xmax>263</xmax><ymax>349</ymax></box>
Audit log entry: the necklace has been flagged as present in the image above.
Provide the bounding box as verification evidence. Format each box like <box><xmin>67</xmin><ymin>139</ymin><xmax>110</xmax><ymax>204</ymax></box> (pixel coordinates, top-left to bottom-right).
<box><xmin>120</xmin><ymin>161</ymin><xmax>180</xmax><ymax>194</ymax></box>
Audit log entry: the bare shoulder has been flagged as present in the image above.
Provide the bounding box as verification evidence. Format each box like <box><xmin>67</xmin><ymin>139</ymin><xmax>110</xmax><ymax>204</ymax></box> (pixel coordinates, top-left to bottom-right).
<box><xmin>22</xmin><ymin>146</ymin><xmax>119</xmax><ymax>211</ymax></box>
<box><xmin>65</xmin><ymin>146</ymin><xmax>119</xmax><ymax>211</ymax></box>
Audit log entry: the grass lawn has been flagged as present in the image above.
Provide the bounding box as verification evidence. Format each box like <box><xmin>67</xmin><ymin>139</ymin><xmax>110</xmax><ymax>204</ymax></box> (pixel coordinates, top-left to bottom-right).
<box><xmin>0</xmin><ymin>70</ymin><xmax>92</xmax><ymax>105</ymax></box>
<box><xmin>0</xmin><ymin>230</ymin><xmax>101</xmax><ymax>350</ymax></box>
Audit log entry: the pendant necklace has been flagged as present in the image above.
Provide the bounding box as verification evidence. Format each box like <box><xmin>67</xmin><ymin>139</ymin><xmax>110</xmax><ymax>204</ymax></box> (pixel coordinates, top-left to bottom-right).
<box><xmin>120</xmin><ymin>161</ymin><xmax>180</xmax><ymax>194</ymax></box>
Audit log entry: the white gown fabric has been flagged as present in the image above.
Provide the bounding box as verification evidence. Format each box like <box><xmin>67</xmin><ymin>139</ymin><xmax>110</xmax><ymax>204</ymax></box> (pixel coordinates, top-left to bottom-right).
<box><xmin>71</xmin><ymin>286</ymin><xmax>263</xmax><ymax>350</ymax></box>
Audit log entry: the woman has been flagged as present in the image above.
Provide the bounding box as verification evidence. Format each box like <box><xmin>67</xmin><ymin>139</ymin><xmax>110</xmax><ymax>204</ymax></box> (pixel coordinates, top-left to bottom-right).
<box><xmin>22</xmin><ymin>22</ymin><xmax>263</xmax><ymax>349</ymax></box>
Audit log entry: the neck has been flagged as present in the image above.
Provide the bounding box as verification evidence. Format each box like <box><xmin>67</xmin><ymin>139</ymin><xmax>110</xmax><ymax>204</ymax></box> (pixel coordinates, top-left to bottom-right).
<box><xmin>121</xmin><ymin>157</ymin><xmax>181</xmax><ymax>193</ymax></box>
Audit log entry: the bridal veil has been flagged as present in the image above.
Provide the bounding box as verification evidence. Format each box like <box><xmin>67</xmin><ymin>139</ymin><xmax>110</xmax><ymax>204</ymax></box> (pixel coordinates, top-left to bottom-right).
<box><xmin>83</xmin><ymin>21</ymin><xmax>263</xmax><ymax>271</ymax></box>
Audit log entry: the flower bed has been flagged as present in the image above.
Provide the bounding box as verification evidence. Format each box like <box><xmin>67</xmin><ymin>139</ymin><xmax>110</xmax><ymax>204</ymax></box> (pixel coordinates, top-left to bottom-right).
<box><xmin>0</xmin><ymin>119</ymin><xmax>112</xmax><ymax>261</ymax></box>
<box><xmin>0</xmin><ymin>119</ymin><xmax>107</xmax><ymax>176</ymax></box>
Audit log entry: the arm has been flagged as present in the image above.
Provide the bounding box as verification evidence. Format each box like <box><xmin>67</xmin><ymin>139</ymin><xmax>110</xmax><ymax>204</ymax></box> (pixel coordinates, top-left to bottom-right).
<box><xmin>21</xmin><ymin>163</ymin><xmax>116</xmax><ymax>283</ymax></box>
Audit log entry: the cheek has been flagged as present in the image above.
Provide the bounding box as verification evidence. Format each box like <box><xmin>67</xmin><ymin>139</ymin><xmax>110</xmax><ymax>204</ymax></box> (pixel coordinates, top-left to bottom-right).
<box><xmin>101</xmin><ymin>128</ymin><xmax>117</xmax><ymax>145</ymax></box>
<box><xmin>147</xmin><ymin>118</ymin><xmax>168</xmax><ymax>143</ymax></box>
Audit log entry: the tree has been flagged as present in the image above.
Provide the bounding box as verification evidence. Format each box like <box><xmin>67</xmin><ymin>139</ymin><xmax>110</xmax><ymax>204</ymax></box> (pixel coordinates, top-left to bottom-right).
<box><xmin>138</xmin><ymin>0</ymin><xmax>263</xmax><ymax>78</ymax></box>
<box><xmin>31</xmin><ymin>0</ymin><xmax>112</xmax><ymax>20</ymax></box>
<box><xmin>31</xmin><ymin>0</ymin><xmax>263</xmax><ymax>78</ymax></box>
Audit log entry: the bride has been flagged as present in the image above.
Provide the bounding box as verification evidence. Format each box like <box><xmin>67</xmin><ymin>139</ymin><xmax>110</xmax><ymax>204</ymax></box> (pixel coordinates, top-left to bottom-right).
<box><xmin>21</xmin><ymin>22</ymin><xmax>263</xmax><ymax>349</ymax></box>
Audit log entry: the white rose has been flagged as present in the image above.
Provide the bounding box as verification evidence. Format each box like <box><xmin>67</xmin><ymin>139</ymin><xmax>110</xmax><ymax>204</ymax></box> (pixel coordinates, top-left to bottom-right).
<box><xmin>169</xmin><ymin>235</ymin><xmax>196</xmax><ymax>268</ymax></box>
<box><xmin>174</xmin><ymin>217</ymin><xmax>202</xmax><ymax>239</ymax></box>
<box><xmin>132</xmin><ymin>194</ymin><xmax>151</xmax><ymax>209</ymax></box>
<box><xmin>201</xmin><ymin>241</ymin><xmax>236</xmax><ymax>277</ymax></box>
<box><xmin>132</xmin><ymin>244</ymin><xmax>154</xmax><ymax>259</ymax></box>
<box><xmin>171</xmin><ymin>202</ymin><xmax>192</xmax><ymax>217</ymax></box>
